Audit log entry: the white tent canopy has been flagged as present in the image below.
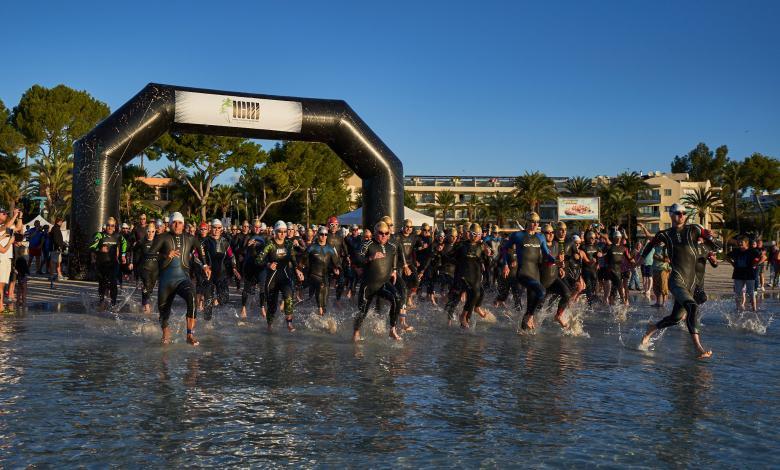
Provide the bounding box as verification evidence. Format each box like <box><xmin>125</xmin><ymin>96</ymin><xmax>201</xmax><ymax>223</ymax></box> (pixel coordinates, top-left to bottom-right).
<box><xmin>24</xmin><ymin>214</ymin><xmax>52</xmax><ymax>228</ymax></box>
<box><xmin>336</xmin><ymin>206</ymin><xmax>434</xmax><ymax>227</ymax></box>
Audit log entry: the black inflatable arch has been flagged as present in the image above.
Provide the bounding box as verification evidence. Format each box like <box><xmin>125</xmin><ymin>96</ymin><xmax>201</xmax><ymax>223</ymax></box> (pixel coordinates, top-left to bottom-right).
<box><xmin>70</xmin><ymin>83</ymin><xmax>404</xmax><ymax>279</ymax></box>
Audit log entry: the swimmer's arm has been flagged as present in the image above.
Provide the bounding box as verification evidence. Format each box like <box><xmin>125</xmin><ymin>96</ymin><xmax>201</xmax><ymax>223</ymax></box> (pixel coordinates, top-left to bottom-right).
<box><xmin>696</xmin><ymin>226</ymin><xmax>723</xmax><ymax>253</ymax></box>
<box><xmin>538</xmin><ymin>233</ymin><xmax>557</xmax><ymax>264</ymax></box>
<box><xmin>640</xmin><ymin>233</ymin><xmax>663</xmax><ymax>258</ymax></box>
<box><xmin>88</xmin><ymin>233</ymin><xmax>104</xmax><ymax>251</ymax></box>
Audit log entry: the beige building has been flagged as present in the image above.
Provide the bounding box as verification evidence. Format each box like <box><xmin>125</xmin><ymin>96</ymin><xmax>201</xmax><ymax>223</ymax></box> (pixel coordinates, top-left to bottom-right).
<box><xmin>346</xmin><ymin>172</ymin><xmax>721</xmax><ymax>231</ymax></box>
<box><xmin>636</xmin><ymin>172</ymin><xmax>722</xmax><ymax>234</ymax></box>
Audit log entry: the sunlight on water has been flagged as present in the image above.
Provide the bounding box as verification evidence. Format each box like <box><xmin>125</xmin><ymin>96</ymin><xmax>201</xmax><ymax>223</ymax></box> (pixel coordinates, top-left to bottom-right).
<box><xmin>1</xmin><ymin>289</ymin><xmax>778</xmax><ymax>467</ymax></box>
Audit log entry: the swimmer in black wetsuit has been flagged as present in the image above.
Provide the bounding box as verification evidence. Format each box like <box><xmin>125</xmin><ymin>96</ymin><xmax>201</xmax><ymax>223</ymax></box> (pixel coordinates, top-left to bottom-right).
<box><xmin>89</xmin><ymin>216</ymin><xmax>127</xmax><ymax>307</ymax></box>
<box><xmin>501</xmin><ymin>212</ymin><xmax>562</xmax><ymax>330</ymax></box>
<box><xmin>640</xmin><ymin>203</ymin><xmax>722</xmax><ymax>358</ymax></box>
<box><xmin>444</xmin><ymin>224</ymin><xmax>493</xmax><ymax>328</ymax></box>
<box><xmin>540</xmin><ymin>224</ymin><xmax>571</xmax><ymax>328</ymax></box>
<box><xmin>353</xmin><ymin>220</ymin><xmax>403</xmax><ymax>342</ymax></box>
<box><xmin>240</xmin><ymin>221</ymin><xmax>267</xmax><ymax>321</ymax></box>
<box><xmin>201</xmin><ymin>219</ymin><xmax>241</xmax><ymax>320</ymax></box>
<box><xmin>307</xmin><ymin>226</ymin><xmax>341</xmax><ymax>315</ymax></box>
<box><xmin>133</xmin><ymin>224</ymin><xmax>158</xmax><ymax>314</ymax></box>
<box><xmin>147</xmin><ymin>212</ymin><xmax>211</xmax><ymax>345</ymax></box>
<box><xmin>257</xmin><ymin>220</ymin><xmax>304</xmax><ymax>333</ymax></box>
<box><xmin>600</xmin><ymin>230</ymin><xmax>634</xmax><ymax>305</ymax></box>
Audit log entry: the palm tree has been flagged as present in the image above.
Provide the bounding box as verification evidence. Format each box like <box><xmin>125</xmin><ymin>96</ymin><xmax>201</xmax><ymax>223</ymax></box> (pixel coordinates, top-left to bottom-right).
<box><xmin>403</xmin><ymin>192</ymin><xmax>417</xmax><ymax>210</ymax></box>
<box><xmin>209</xmin><ymin>184</ymin><xmax>242</xmax><ymax>219</ymax></box>
<box><xmin>598</xmin><ymin>184</ymin><xmax>633</xmax><ymax>227</ymax></box>
<box><xmin>0</xmin><ymin>172</ymin><xmax>31</xmax><ymax>212</ymax></box>
<box><xmin>120</xmin><ymin>179</ymin><xmax>155</xmax><ymax>220</ymax></box>
<box><xmin>464</xmin><ymin>198</ymin><xmax>486</xmax><ymax>224</ymax></box>
<box><xmin>30</xmin><ymin>155</ymin><xmax>73</xmax><ymax>221</ymax></box>
<box><xmin>721</xmin><ymin>161</ymin><xmax>745</xmax><ymax>232</ymax></box>
<box><xmin>682</xmin><ymin>187</ymin><xmax>723</xmax><ymax>225</ymax></box>
<box><xmin>514</xmin><ymin>171</ymin><xmax>557</xmax><ymax>213</ymax></box>
<box><xmin>563</xmin><ymin>176</ymin><xmax>594</xmax><ymax>196</ymax></box>
<box><xmin>435</xmin><ymin>190</ymin><xmax>456</xmax><ymax>228</ymax></box>
<box><xmin>483</xmin><ymin>192</ymin><xmax>518</xmax><ymax>228</ymax></box>
<box><xmin>155</xmin><ymin>165</ymin><xmax>184</xmax><ymax>181</ymax></box>
<box><xmin>612</xmin><ymin>171</ymin><xmax>650</xmax><ymax>240</ymax></box>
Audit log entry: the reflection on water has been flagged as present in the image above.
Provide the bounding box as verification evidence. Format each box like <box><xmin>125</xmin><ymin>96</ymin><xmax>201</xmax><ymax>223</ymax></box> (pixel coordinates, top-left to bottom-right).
<box><xmin>0</xmin><ymin>296</ymin><xmax>778</xmax><ymax>467</ymax></box>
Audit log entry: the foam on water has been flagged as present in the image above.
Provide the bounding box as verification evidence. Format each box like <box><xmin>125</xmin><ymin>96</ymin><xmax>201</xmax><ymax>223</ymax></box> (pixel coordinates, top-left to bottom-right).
<box><xmin>724</xmin><ymin>310</ymin><xmax>774</xmax><ymax>335</ymax></box>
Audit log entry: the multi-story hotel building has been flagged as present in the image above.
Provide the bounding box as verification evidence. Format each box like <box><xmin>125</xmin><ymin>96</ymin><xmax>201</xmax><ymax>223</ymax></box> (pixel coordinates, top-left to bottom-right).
<box><xmin>345</xmin><ymin>172</ymin><xmax>721</xmax><ymax>232</ymax></box>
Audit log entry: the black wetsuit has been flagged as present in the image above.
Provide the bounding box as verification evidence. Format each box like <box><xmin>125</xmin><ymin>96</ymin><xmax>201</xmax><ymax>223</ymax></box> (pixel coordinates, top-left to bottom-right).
<box><xmin>445</xmin><ymin>241</ymin><xmax>491</xmax><ymax>321</ymax></box>
<box><xmin>136</xmin><ymin>237</ymin><xmax>159</xmax><ymax>307</ymax></box>
<box><xmin>241</xmin><ymin>234</ymin><xmax>267</xmax><ymax>311</ymax></box>
<box><xmin>496</xmin><ymin>248</ymin><xmax>522</xmax><ymax>308</ymax></box>
<box><xmin>148</xmin><ymin>231</ymin><xmax>205</xmax><ymax>328</ymax></box>
<box><xmin>354</xmin><ymin>239</ymin><xmax>401</xmax><ymax>331</ymax></box>
<box><xmin>306</xmin><ymin>242</ymin><xmax>340</xmax><ymax>314</ymax></box>
<box><xmin>89</xmin><ymin>232</ymin><xmax>126</xmax><ymax>305</ymax></box>
<box><xmin>581</xmin><ymin>241</ymin><xmax>601</xmax><ymax>303</ymax></box>
<box><xmin>503</xmin><ymin>231</ymin><xmax>556</xmax><ymax>320</ymax></box>
<box><xmin>604</xmin><ymin>243</ymin><xmax>631</xmax><ymax>302</ymax></box>
<box><xmin>640</xmin><ymin>224</ymin><xmax>721</xmax><ymax>335</ymax></box>
<box><xmin>395</xmin><ymin>232</ymin><xmax>418</xmax><ymax>307</ymax></box>
<box><xmin>540</xmin><ymin>240</ymin><xmax>571</xmax><ymax>312</ymax></box>
<box><xmin>257</xmin><ymin>239</ymin><xmax>298</xmax><ymax>326</ymax></box>
<box><xmin>201</xmin><ymin>236</ymin><xmax>235</xmax><ymax>319</ymax></box>
<box><xmin>564</xmin><ymin>242</ymin><xmax>583</xmax><ymax>289</ymax></box>
<box><xmin>415</xmin><ymin>235</ymin><xmax>435</xmax><ymax>295</ymax></box>
<box><xmin>326</xmin><ymin>231</ymin><xmax>349</xmax><ymax>300</ymax></box>
<box><xmin>344</xmin><ymin>234</ymin><xmax>363</xmax><ymax>295</ymax></box>
<box><xmin>483</xmin><ymin>234</ymin><xmax>503</xmax><ymax>290</ymax></box>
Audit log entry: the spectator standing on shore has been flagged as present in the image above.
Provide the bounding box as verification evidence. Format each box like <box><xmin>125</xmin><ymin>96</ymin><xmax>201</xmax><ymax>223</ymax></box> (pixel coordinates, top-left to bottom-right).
<box><xmin>49</xmin><ymin>219</ymin><xmax>66</xmax><ymax>281</ymax></box>
<box><xmin>41</xmin><ymin>225</ymin><xmax>52</xmax><ymax>275</ymax></box>
<box><xmin>769</xmin><ymin>241</ymin><xmax>780</xmax><ymax>288</ymax></box>
<box><xmin>0</xmin><ymin>225</ymin><xmax>13</xmax><ymax>313</ymax></box>
<box><xmin>27</xmin><ymin>220</ymin><xmax>44</xmax><ymax>274</ymax></box>
<box><xmin>755</xmin><ymin>239</ymin><xmax>767</xmax><ymax>291</ymax></box>
<box><xmin>727</xmin><ymin>237</ymin><xmax>760</xmax><ymax>312</ymax></box>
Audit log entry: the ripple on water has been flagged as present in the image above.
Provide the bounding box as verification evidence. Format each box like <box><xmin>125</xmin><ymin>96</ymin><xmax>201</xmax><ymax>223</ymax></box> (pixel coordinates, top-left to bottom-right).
<box><xmin>0</xmin><ymin>294</ymin><xmax>778</xmax><ymax>467</ymax></box>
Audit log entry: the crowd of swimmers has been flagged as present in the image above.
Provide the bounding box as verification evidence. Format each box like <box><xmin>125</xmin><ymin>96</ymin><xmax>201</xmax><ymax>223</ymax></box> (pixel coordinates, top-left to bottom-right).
<box><xmin>3</xmin><ymin>202</ymin><xmax>778</xmax><ymax>359</ymax></box>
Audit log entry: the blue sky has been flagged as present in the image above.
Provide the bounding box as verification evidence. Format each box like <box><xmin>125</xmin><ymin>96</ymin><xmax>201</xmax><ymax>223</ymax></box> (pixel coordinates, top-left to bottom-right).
<box><xmin>1</xmin><ymin>0</ymin><xmax>778</xmax><ymax>181</ymax></box>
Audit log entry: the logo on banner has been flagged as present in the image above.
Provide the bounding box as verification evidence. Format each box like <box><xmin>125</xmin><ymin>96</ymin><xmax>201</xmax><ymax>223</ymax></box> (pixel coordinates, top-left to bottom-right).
<box><xmin>219</xmin><ymin>97</ymin><xmax>262</xmax><ymax>123</ymax></box>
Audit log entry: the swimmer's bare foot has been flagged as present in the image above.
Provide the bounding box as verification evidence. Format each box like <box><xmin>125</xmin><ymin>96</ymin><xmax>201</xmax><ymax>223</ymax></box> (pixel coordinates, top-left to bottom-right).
<box><xmin>401</xmin><ymin>323</ymin><xmax>414</xmax><ymax>332</ymax></box>
<box><xmin>261</xmin><ymin>307</ymin><xmax>267</xmax><ymax>319</ymax></box>
<box><xmin>522</xmin><ymin>315</ymin><xmax>536</xmax><ymax>330</ymax></box>
<box><xmin>430</xmin><ymin>295</ymin><xmax>438</xmax><ymax>306</ymax></box>
<box><xmin>697</xmin><ymin>350</ymin><xmax>713</xmax><ymax>359</ymax></box>
<box><xmin>641</xmin><ymin>323</ymin><xmax>657</xmax><ymax>346</ymax></box>
<box><xmin>161</xmin><ymin>327</ymin><xmax>172</xmax><ymax>345</ymax></box>
<box><xmin>352</xmin><ymin>330</ymin><xmax>362</xmax><ymax>342</ymax></box>
<box><xmin>286</xmin><ymin>318</ymin><xmax>296</xmax><ymax>333</ymax></box>
<box><xmin>318</xmin><ymin>307</ymin><xmax>324</xmax><ymax>316</ymax></box>
<box><xmin>389</xmin><ymin>327</ymin><xmax>402</xmax><ymax>340</ymax></box>
<box><xmin>555</xmin><ymin>312</ymin><xmax>569</xmax><ymax>328</ymax></box>
<box><xmin>186</xmin><ymin>334</ymin><xmax>199</xmax><ymax>346</ymax></box>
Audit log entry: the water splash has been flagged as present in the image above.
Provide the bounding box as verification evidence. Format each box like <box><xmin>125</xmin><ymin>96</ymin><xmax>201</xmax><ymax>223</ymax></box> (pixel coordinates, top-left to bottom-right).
<box><xmin>724</xmin><ymin>310</ymin><xmax>774</xmax><ymax>335</ymax></box>
<box><xmin>304</xmin><ymin>313</ymin><xmax>339</xmax><ymax>334</ymax></box>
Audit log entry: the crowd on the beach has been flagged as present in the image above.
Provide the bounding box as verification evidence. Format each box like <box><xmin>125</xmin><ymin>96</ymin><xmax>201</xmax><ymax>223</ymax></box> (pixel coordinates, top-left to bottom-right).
<box><xmin>73</xmin><ymin>202</ymin><xmax>777</xmax><ymax>357</ymax></box>
<box><xmin>0</xmin><ymin>208</ymin><xmax>66</xmax><ymax>312</ymax></box>
<box><xmin>2</xmin><ymin>204</ymin><xmax>779</xmax><ymax>356</ymax></box>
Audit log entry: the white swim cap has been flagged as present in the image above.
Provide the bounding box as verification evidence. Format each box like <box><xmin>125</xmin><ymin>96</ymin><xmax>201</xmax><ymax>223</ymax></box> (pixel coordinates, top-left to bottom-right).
<box><xmin>274</xmin><ymin>220</ymin><xmax>287</xmax><ymax>232</ymax></box>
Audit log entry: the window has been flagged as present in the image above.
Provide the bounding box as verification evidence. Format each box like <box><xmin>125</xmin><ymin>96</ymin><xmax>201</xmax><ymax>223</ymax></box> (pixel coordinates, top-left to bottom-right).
<box><xmin>419</xmin><ymin>193</ymin><xmax>435</xmax><ymax>204</ymax></box>
<box><xmin>664</xmin><ymin>189</ymin><xmax>672</xmax><ymax>197</ymax></box>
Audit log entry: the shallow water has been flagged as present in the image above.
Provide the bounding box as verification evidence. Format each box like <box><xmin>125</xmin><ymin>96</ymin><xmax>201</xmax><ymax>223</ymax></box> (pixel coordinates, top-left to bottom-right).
<box><xmin>1</xmin><ymin>290</ymin><xmax>779</xmax><ymax>467</ymax></box>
